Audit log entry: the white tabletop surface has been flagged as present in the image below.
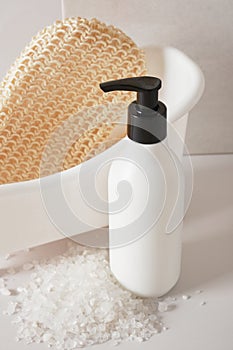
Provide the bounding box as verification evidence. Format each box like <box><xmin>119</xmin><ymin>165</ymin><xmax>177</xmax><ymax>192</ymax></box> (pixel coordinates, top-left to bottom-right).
<box><xmin>0</xmin><ymin>154</ymin><xmax>233</xmax><ymax>350</ymax></box>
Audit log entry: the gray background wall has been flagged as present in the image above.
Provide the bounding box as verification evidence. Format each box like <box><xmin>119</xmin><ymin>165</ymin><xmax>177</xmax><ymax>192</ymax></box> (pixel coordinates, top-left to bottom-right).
<box><xmin>0</xmin><ymin>0</ymin><xmax>232</xmax><ymax>154</ymax></box>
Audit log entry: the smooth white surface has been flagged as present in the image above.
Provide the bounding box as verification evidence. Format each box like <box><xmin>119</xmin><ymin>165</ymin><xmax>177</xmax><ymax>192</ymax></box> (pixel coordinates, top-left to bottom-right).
<box><xmin>0</xmin><ymin>46</ymin><xmax>204</xmax><ymax>254</ymax></box>
<box><xmin>0</xmin><ymin>154</ymin><xmax>233</xmax><ymax>349</ymax></box>
<box><xmin>62</xmin><ymin>0</ymin><xmax>233</xmax><ymax>154</ymax></box>
<box><xmin>109</xmin><ymin>138</ymin><xmax>182</xmax><ymax>297</ymax></box>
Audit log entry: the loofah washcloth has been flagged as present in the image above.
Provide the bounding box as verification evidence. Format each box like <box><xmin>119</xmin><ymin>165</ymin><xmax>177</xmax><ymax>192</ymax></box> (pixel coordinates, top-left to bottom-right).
<box><xmin>0</xmin><ymin>17</ymin><xmax>146</xmax><ymax>184</ymax></box>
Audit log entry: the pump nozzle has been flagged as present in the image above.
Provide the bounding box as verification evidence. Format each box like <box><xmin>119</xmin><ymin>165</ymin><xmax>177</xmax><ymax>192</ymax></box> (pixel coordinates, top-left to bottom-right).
<box><xmin>100</xmin><ymin>76</ymin><xmax>161</xmax><ymax>110</ymax></box>
<box><xmin>100</xmin><ymin>76</ymin><xmax>167</xmax><ymax>144</ymax></box>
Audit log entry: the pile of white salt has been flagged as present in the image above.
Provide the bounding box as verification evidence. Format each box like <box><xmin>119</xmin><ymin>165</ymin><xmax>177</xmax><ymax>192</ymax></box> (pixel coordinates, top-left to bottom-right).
<box><xmin>2</xmin><ymin>244</ymin><xmax>176</xmax><ymax>349</ymax></box>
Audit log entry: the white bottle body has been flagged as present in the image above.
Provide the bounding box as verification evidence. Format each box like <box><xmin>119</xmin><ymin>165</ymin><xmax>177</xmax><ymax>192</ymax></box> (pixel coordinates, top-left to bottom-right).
<box><xmin>108</xmin><ymin>136</ymin><xmax>183</xmax><ymax>297</ymax></box>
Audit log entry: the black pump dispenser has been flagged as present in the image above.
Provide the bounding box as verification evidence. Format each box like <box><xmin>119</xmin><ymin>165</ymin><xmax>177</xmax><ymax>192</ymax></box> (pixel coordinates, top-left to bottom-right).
<box><xmin>100</xmin><ymin>76</ymin><xmax>167</xmax><ymax>144</ymax></box>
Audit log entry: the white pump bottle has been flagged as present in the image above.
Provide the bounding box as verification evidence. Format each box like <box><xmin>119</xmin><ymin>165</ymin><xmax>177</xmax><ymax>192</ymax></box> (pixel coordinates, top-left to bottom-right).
<box><xmin>100</xmin><ymin>77</ymin><xmax>183</xmax><ymax>297</ymax></box>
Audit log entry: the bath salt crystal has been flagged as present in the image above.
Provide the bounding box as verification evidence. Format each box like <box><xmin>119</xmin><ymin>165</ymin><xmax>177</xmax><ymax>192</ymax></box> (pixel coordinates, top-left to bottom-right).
<box><xmin>182</xmin><ymin>295</ymin><xmax>191</xmax><ymax>300</ymax></box>
<box><xmin>6</xmin><ymin>302</ymin><xmax>17</xmax><ymax>315</ymax></box>
<box><xmin>0</xmin><ymin>278</ymin><xmax>5</xmax><ymax>288</ymax></box>
<box><xmin>42</xmin><ymin>333</ymin><xmax>52</xmax><ymax>342</ymax></box>
<box><xmin>0</xmin><ymin>287</ymin><xmax>11</xmax><ymax>296</ymax></box>
<box><xmin>136</xmin><ymin>337</ymin><xmax>144</xmax><ymax>342</ymax></box>
<box><xmin>12</xmin><ymin>315</ymin><xmax>22</xmax><ymax>324</ymax></box>
<box><xmin>158</xmin><ymin>302</ymin><xmax>168</xmax><ymax>312</ymax></box>
<box><xmin>5</xmin><ymin>246</ymin><xmax>173</xmax><ymax>349</ymax></box>
<box><xmin>112</xmin><ymin>331</ymin><xmax>121</xmax><ymax>340</ymax></box>
<box><xmin>23</xmin><ymin>263</ymin><xmax>34</xmax><ymax>271</ymax></box>
<box><xmin>200</xmin><ymin>301</ymin><xmax>207</xmax><ymax>306</ymax></box>
<box><xmin>149</xmin><ymin>314</ymin><xmax>157</xmax><ymax>321</ymax></box>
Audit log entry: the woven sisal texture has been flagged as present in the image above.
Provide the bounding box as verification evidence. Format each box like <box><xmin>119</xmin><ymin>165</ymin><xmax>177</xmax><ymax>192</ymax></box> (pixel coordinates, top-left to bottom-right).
<box><xmin>0</xmin><ymin>17</ymin><xmax>146</xmax><ymax>184</ymax></box>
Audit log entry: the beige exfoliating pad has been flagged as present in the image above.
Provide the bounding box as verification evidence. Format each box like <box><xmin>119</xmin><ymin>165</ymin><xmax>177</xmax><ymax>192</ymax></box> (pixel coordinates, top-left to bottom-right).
<box><xmin>0</xmin><ymin>17</ymin><xmax>146</xmax><ymax>184</ymax></box>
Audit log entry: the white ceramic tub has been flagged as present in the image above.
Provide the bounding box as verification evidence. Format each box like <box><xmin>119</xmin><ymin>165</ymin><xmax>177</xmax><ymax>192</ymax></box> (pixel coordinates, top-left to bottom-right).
<box><xmin>0</xmin><ymin>47</ymin><xmax>204</xmax><ymax>254</ymax></box>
